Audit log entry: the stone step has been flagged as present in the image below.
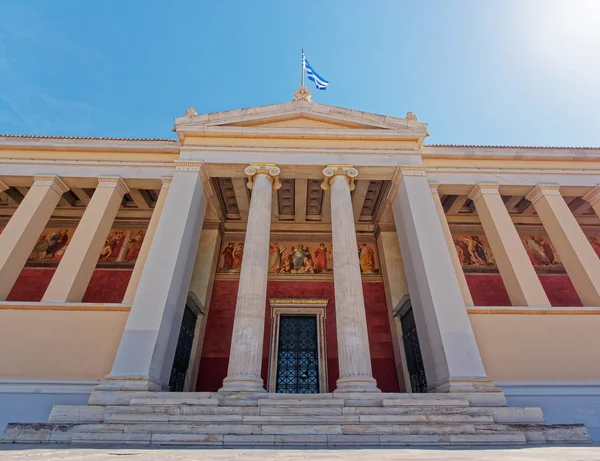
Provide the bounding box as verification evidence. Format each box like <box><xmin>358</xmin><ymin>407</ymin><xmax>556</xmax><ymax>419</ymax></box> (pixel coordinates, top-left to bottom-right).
<box><xmin>129</xmin><ymin>397</ymin><xmax>219</xmax><ymax>406</ymax></box>
<box><xmin>382</xmin><ymin>398</ymin><xmax>470</xmax><ymax>407</ymax></box>
<box><xmin>258</xmin><ymin>398</ymin><xmax>344</xmax><ymax>407</ymax></box>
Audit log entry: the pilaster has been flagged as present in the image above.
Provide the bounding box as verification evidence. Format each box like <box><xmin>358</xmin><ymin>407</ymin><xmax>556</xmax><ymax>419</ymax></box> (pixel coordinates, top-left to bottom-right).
<box><xmin>391</xmin><ymin>167</ymin><xmax>496</xmax><ymax>392</ymax></box>
<box><xmin>122</xmin><ymin>177</ymin><xmax>172</xmax><ymax>303</ymax></box>
<box><xmin>526</xmin><ymin>184</ymin><xmax>600</xmax><ymax>306</ymax></box>
<box><xmin>583</xmin><ymin>186</ymin><xmax>600</xmax><ymax>219</ymax></box>
<box><xmin>0</xmin><ymin>176</ymin><xmax>69</xmax><ymax>300</ymax></box>
<box><xmin>430</xmin><ymin>183</ymin><xmax>474</xmax><ymax>306</ymax></box>
<box><xmin>42</xmin><ymin>177</ymin><xmax>128</xmax><ymax>303</ymax></box>
<box><xmin>469</xmin><ymin>183</ymin><xmax>550</xmax><ymax>307</ymax></box>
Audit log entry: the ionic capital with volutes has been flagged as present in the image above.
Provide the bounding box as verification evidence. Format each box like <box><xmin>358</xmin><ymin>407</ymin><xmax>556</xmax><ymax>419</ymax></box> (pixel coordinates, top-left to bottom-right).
<box><xmin>97</xmin><ymin>177</ymin><xmax>130</xmax><ymax>198</ymax></box>
<box><xmin>583</xmin><ymin>186</ymin><xmax>600</xmax><ymax>207</ymax></box>
<box><xmin>525</xmin><ymin>184</ymin><xmax>561</xmax><ymax>205</ymax></box>
<box><xmin>245</xmin><ymin>164</ymin><xmax>281</xmax><ymax>190</ymax></box>
<box><xmin>468</xmin><ymin>183</ymin><xmax>500</xmax><ymax>204</ymax></box>
<box><xmin>33</xmin><ymin>175</ymin><xmax>70</xmax><ymax>196</ymax></box>
<box><xmin>321</xmin><ymin>165</ymin><xmax>358</xmax><ymax>191</ymax></box>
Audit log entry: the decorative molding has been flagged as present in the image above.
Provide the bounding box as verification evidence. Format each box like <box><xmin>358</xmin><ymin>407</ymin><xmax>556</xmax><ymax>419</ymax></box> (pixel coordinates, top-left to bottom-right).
<box><xmin>467</xmin><ymin>307</ymin><xmax>600</xmax><ymax>315</ymax></box>
<box><xmin>398</xmin><ymin>165</ymin><xmax>427</xmax><ymax>177</ymax></box>
<box><xmin>0</xmin><ymin>303</ymin><xmax>131</xmax><ymax>312</ymax></box>
<box><xmin>244</xmin><ymin>164</ymin><xmax>281</xmax><ymax>190</ymax></box>
<box><xmin>583</xmin><ymin>186</ymin><xmax>600</xmax><ymax>207</ymax></box>
<box><xmin>33</xmin><ymin>175</ymin><xmax>70</xmax><ymax>196</ymax></box>
<box><xmin>215</xmin><ymin>273</ymin><xmax>383</xmax><ymax>282</ymax></box>
<box><xmin>0</xmin><ymin>379</ymin><xmax>100</xmax><ymax>395</ymax></box>
<box><xmin>525</xmin><ymin>184</ymin><xmax>561</xmax><ymax>205</ymax></box>
<box><xmin>269</xmin><ymin>298</ymin><xmax>329</xmax><ymax>305</ymax></box>
<box><xmin>160</xmin><ymin>177</ymin><xmax>173</xmax><ymax>189</ymax></box>
<box><xmin>292</xmin><ymin>85</ymin><xmax>312</xmax><ymax>102</ymax></box>
<box><xmin>0</xmin><ymin>159</ymin><xmax>175</xmax><ymax>169</ymax></box>
<box><xmin>426</xmin><ymin>166</ymin><xmax>600</xmax><ymax>176</ymax></box>
<box><xmin>467</xmin><ymin>183</ymin><xmax>500</xmax><ymax>203</ymax></box>
<box><xmin>97</xmin><ymin>176</ymin><xmax>130</xmax><ymax>197</ymax></box>
<box><xmin>321</xmin><ymin>165</ymin><xmax>358</xmax><ymax>191</ymax></box>
<box><xmin>0</xmin><ymin>179</ymin><xmax>9</xmax><ymax>192</ymax></box>
<box><xmin>429</xmin><ymin>182</ymin><xmax>440</xmax><ymax>194</ymax></box>
<box><xmin>174</xmin><ymin>160</ymin><xmax>205</xmax><ymax>173</ymax></box>
<box><xmin>180</xmin><ymin>146</ymin><xmax>422</xmax><ymax>157</ymax></box>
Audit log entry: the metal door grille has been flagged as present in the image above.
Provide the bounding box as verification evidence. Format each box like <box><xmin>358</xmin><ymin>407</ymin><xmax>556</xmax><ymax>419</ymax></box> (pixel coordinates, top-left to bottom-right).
<box><xmin>275</xmin><ymin>315</ymin><xmax>319</xmax><ymax>394</ymax></box>
<box><xmin>400</xmin><ymin>307</ymin><xmax>428</xmax><ymax>393</ymax></box>
<box><xmin>168</xmin><ymin>305</ymin><xmax>198</xmax><ymax>392</ymax></box>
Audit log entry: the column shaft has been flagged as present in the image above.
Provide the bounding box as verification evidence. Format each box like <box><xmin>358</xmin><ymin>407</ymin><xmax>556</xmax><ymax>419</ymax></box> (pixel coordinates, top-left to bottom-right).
<box><xmin>470</xmin><ymin>184</ymin><xmax>550</xmax><ymax>307</ymax></box>
<box><xmin>42</xmin><ymin>177</ymin><xmax>128</xmax><ymax>303</ymax></box>
<box><xmin>391</xmin><ymin>168</ymin><xmax>494</xmax><ymax>392</ymax></box>
<box><xmin>527</xmin><ymin>185</ymin><xmax>600</xmax><ymax>306</ymax></box>
<box><xmin>104</xmin><ymin>164</ymin><xmax>208</xmax><ymax>392</ymax></box>
<box><xmin>122</xmin><ymin>178</ymin><xmax>171</xmax><ymax>303</ymax></box>
<box><xmin>0</xmin><ymin>177</ymin><xmax>68</xmax><ymax>300</ymax></box>
<box><xmin>220</xmin><ymin>165</ymin><xmax>280</xmax><ymax>392</ymax></box>
<box><xmin>324</xmin><ymin>166</ymin><xmax>379</xmax><ymax>392</ymax></box>
<box><xmin>430</xmin><ymin>184</ymin><xmax>474</xmax><ymax>306</ymax></box>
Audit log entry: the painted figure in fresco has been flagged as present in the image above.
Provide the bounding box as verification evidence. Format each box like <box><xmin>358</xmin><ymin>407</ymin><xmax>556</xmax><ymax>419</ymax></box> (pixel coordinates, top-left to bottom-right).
<box><xmin>524</xmin><ymin>235</ymin><xmax>551</xmax><ymax>266</ymax></box>
<box><xmin>469</xmin><ymin>236</ymin><xmax>489</xmax><ymax>265</ymax></box>
<box><xmin>281</xmin><ymin>257</ymin><xmax>291</xmax><ymax>273</ymax></box>
<box><xmin>99</xmin><ymin>239</ymin><xmax>113</xmax><ymax>261</ymax></box>
<box><xmin>454</xmin><ymin>240</ymin><xmax>466</xmax><ymax>265</ymax></box>
<box><xmin>454</xmin><ymin>238</ymin><xmax>474</xmax><ymax>265</ymax></box>
<box><xmin>538</xmin><ymin>236</ymin><xmax>557</xmax><ymax>265</ymax></box>
<box><xmin>221</xmin><ymin>243</ymin><xmax>235</xmax><ymax>271</ymax></box>
<box><xmin>125</xmin><ymin>231</ymin><xmax>144</xmax><ymax>262</ymax></box>
<box><xmin>589</xmin><ymin>236</ymin><xmax>600</xmax><ymax>258</ymax></box>
<box><xmin>109</xmin><ymin>231</ymin><xmax>125</xmax><ymax>259</ymax></box>
<box><xmin>268</xmin><ymin>243</ymin><xmax>287</xmax><ymax>273</ymax></box>
<box><xmin>291</xmin><ymin>245</ymin><xmax>308</xmax><ymax>271</ymax></box>
<box><xmin>30</xmin><ymin>235</ymin><xmax>49</xmax><ymax>260</ymax></box>
<box><xmin>298</xmin><ymin>253</ymin><xmax>316</xmax><ymax>274</ymax></box>
<box><xmin>359</xmin><ymin>243</ymin><xmax>376</xmax><ymax>273</ymax></box>
<box><xmin>314</xmin><ymin>243</ymin><xmax>328</xmax><ymax>273</ymax></box>
<box><xmin>46</xmin><ymin>230</ymin><xmax>69</xmax><ymax>257</ymax></box>
<box><xmin>231</xmin><ymin>243</ymin><xmax>244</xmax><ymax>271</ymax></box>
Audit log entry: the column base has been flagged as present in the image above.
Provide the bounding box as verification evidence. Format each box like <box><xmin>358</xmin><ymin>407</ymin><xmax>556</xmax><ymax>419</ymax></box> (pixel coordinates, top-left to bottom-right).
<box><xmin>94</xmin><ymin>375</ymin><xmax>165</xmax><ymax>392</ymax></box>
<box><xmin>219</xmin><ymin>375</ymin><xmax>266</xmax><ymax>393</ymax></box>
<box><xmin>334</xmin><ymin>376</ymin><xmax>380</xmax><ymax>393</ymax></box>
<box><xmin>432</xmin><ymin>376</ymin><xmax>501</xmax><ymax>393</ymax></box>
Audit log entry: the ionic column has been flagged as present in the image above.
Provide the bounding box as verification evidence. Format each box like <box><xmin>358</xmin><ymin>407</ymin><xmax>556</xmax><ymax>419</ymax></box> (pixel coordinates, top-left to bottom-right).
<box><xmin>122</xmin><ymin>178</ymin><xmax>171</xmax><ymax>303</ymax></box>
<box><xmin>526</xmin><ymin>184</ymin><xmax>600</xmax><ymax>306</ymax></box>
<box><xmin>0</xmin><ymin>176</ymin><xmax>69</xmax><ymax>300</ymax></box>
<box><xmin>469</xmin><ymin>184</ymin><xmax>550</xmax><ymax>307</ymax></box>
<box><xmin>42</xmin><ymin>177</ymin><xmax>129</xmax><ymax>303</ymax></box>
<box><xmin>583</xmin><ymin>186</ymin><xmax>600</xmax><ymax>219</ymax></box>
<box><xmin>391</xmin><ymin>167</ymin><xmax>494</xmax><ymax>392</ymax></box>
<box><xmin>322</xmin><ymin>165</ymin><xmax>379</xmax><ymax>393</ymax></box>
<box><xmin>430</xmin><ymin>183</ymin><xmax>474</xmax><ymax>306</ymax></box>
<box><xmin>101</xmin><ymin>162</ymin><xmax>209</xmax><ymax>392</ymax></box>
<box><xmin>220</xmin><ymin>164</ymin><xmax>281</xmax><ymax>392</ymax></box>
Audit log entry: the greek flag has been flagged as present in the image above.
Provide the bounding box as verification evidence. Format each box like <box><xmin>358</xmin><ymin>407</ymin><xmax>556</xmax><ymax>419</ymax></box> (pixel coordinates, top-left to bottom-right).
<box><xmin>303</xmin><ymin>51</ymin><xmax>329</xmax><ymax>90</ymax></box>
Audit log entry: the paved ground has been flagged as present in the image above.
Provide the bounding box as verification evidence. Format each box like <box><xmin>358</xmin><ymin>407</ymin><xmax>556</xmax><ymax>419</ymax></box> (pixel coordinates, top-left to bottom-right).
<box><xmin>0</xmin><ymin>445</ymin><xmax>600</xmax><ymax>460</ymax></box>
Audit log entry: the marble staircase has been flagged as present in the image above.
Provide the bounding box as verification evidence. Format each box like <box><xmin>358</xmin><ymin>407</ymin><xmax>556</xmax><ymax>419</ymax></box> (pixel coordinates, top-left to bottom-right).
<box><xmin>1</xmin><ymin>391</ymin><xmax>590</xmax><ymax>447</ymax></box>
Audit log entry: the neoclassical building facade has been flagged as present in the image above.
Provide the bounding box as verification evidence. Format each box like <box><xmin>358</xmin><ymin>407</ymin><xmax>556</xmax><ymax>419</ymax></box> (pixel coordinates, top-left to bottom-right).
<box><xmin>1</xmin><ymin>91</ymin><xmax>600</xmax><ymax>445</ymax></box>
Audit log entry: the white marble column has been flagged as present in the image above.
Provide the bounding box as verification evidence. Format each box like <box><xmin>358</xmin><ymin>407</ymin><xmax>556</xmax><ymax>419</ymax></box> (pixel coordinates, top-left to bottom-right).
<box><xmin>100</xmin><ymin>161</ymin><xmax>210</xmax><ymax>392</ymax></box>
<box><xmin>391</xmin><ymin>167</ymin><xmax>495</xmax><ymax>392</ymax></box>
<box><xmin>220</xmin><ymin>164</ymin><xmax>281</xmax><ymax>392</ymax></box>
<box><xmin>322</xmin><ymin>165</ymin><xmax>379</xmax><ymax>393</ymax></box>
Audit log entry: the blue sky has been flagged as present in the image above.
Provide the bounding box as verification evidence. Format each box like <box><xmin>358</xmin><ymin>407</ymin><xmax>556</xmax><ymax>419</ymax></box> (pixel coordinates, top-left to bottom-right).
<box><xmin>1</xmin><ymin>0</ymin><xmax>599</xmax><ymax>146</ymax></box>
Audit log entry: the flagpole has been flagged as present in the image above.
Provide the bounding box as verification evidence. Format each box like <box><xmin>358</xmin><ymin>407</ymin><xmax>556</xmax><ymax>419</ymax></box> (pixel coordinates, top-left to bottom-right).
<box><xmin>301</xmin><ymin>48</ymin><xmax>305</xmax><ymax>87</ymax></box>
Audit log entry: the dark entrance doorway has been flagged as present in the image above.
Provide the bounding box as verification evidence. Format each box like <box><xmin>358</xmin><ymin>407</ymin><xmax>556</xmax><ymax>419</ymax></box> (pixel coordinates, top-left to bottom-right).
<box><xmin>169</xmin><ymin>295</ymin><xmax>202</xmax><ymax>392</ymax></box>
<box><xmin>399</xmin><ymin>298</ymin><xmax>428</xmax><ymax>393</ymax></box>
<box><xmin>275</xmin><ymin>315</ymin><xmax>320</xmax><ymax>394</ymax></box>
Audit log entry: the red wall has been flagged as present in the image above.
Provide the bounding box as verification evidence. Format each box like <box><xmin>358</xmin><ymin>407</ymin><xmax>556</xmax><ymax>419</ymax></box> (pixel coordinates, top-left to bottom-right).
<box><xmin>465</xmin><ymin>273</ymin><xmax>582</xmax><ymax>307</ymax></box>
<box><xmin>7</xmin><ymin>267</ymin><xmax>132</xmax><ymax>303</ymax></box>
<box><xmin>196</xmin><ymin>279</ymin><xmax>401</xmax><ymax>393</ymax></box>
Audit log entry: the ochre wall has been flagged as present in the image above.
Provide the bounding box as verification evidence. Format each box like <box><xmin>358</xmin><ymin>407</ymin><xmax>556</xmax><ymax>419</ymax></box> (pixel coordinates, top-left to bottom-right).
<box><xmin>466</xmin><ymin>274</ymin><xmax>582</xmax><ymax>307</ymax></box>
<box><xmin>196</xmin><ymin>279</ymin><xmax>401</xmax><ymax>393</ymax></box>
<box><xmin>7</xmin><ymin>268</ymin><xmax>132</xmax><ymax>303</ymax></box>
<box><xmin>469</xmin><ymin>313</ymin><xmax>600</xmax><ymax>382</ymax></box>
<box><xmin>0</xmin><ymin>309</ymin><xmax>128</xmax><ymax>380</ymax></box>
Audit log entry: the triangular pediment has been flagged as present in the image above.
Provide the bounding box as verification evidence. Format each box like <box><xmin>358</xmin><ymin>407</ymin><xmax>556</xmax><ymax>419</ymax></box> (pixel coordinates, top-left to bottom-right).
<box><xmin>173</xmin><ymin>99</ymin><xmax>429</xmax><ymax>142</ymax></box>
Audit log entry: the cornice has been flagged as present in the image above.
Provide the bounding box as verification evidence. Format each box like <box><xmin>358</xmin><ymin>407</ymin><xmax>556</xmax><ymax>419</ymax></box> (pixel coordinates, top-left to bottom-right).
<box><xmin>525</xmin><ymin>184</ymin><xmax>561</xmax><ymax>205</ymax></box>
<box><xmin>179</xmin><ymin>130</ymin><xmax>423</xmax><ymax>142</ymax></box>
<box><xmin>0</xmin><ymin>159</ymin><xmax>175</xmax><ymax>169</ymax></box>
<box><xmin>179</xmin><ymin>146</ymin><xmax>422</xmax><ymax>156</ymax></box>
<box><xmin>0</xmin><ymin>303</ymin><xmax>131</xmax><ymax>312</ymax></box>
<box><xmin>33</xmin><ymin>175</ymin><xmax>70</xmax><ymax>196</ymax></box>
<box><xmin>0</xmin><ymin>137</ymin><xmax>179</xmax><ymax>154</ymax></box>
<box><xmin>468</xmin><ymin>183</ymin><xmax>500</xmax><ymax>204</ymax></box>
<box><xmin>426</xmin><ymin>167</ymin><xmax>600</xmax><ymax>176</ymax></box>
<box><xmin>583</xmin><ymin>186</ymin><xmax>600</xmax><ymax>206</ymax></box>
<box><xmin>97</xmin><ymin>177</ymin><xmax>130</xmax><ymax>197</ymax></box>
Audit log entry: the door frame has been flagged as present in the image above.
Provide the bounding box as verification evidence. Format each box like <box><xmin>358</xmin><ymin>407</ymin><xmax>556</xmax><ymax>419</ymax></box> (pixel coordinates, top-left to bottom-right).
<box><xmin>267</xmin><ymin>298</ymin><xmax>328</xmax><ymax>393</ymax></box>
